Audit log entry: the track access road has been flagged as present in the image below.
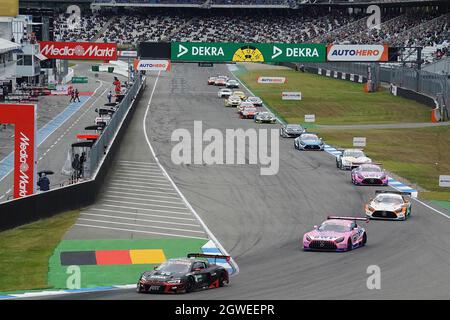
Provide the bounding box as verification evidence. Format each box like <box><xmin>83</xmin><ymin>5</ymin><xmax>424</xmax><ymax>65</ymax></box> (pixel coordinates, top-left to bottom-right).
<box><xmin>43</xmin><ymin>63</ymin><xmax>450</xmax><ymax>300</ymax></box>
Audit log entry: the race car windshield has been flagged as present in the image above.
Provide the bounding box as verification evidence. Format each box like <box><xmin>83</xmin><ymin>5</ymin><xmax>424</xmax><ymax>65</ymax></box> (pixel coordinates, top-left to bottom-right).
<box><xmin>287</xmin><ymin>125</ymin><xmax>302</xmax><ymax>130</ymax></box>
<box><xmin>301</xmin><ymin>134</ymin><xmax>318</xmax><ymax>140</ymax></box>
<box><xmin>318</xmin><ymin>223</ymin><xmax>350</xmax><ymax>233</ymax></box>
<box><xmin>361</xmin><ymin>166</ymin><xmax>381</xmax><ymax>172</ymax></box>
<box><xmin>245</xmin><ymin>108</ymin><xmax>257</xmax><ymax>112</ymax></box>
<box><xmin>345</xmin><ymin>151</ymin><xmax>364</xmax><ymax>157</ymax></box>
<box><xmin>156</xmin><ymin>262</ymin><xmax>191</xmax><ymax>273</ymax></box>
<box><xmin>375</xmin><ymin>196</ymin><xmax>403</xmax><ymax>204</ymax></box>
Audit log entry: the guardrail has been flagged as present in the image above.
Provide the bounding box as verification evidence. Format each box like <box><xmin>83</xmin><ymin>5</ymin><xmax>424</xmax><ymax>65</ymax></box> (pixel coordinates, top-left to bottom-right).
<box><xmin>0</xmin><ymin>75</ymin><xmax>147</xmax><ymax>232</ymax></box>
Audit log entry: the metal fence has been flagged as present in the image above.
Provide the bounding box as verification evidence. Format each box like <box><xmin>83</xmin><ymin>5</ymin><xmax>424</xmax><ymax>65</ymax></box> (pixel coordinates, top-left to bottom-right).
<box><xmin>303</xmin><ymin>62</ymin><xmax>449</xmax><ymax>114</ymax></box>
<box><xmin>89</xmin><ymin>74</ymin><xmax>145</xmax><ymax>176</ymax></box>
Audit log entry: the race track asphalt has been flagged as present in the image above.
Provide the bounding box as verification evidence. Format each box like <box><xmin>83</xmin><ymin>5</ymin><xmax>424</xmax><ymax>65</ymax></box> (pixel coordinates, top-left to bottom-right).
<box><xmin>41</xmin><ymin>63</ymin><xmax>450</xmax><ymax>300</ymax></box>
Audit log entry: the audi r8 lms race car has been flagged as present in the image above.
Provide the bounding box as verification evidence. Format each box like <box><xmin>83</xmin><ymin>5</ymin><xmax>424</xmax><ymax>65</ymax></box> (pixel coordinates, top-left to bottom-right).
<box><xmin>351</xmin><ymin>163</ymin><xmax>388</xmax><ymax>186</ymax></box>
<box><xmin>336</xmin><ymin>149</ymin><xmax>372</xmax><ymax>170</ymax></box>
<box><xmin>207</xmin><ymin>76</ymin><xmax>217</xmax><ymax>85</ymax></box>
<box><xmin>280</xmin><ymin>124</ymin><xmax>305</xmax><ymax>138</ymax></box>
<box><xmin>246</xmin><ymin>96</ymin><xmax>263</xmax><ymax>107</ymax></box>
<box><xmin>303</xmin><ymin>216</ymin><xmax>368</xmax><ymax>252</ymax></box>
<box><xmin>237</xmin><ymin>101</ymin><xmax>254</xmax><ymax>113</ymax></box>
<box><xmin>226</xmin><ymin>79</ymin><xmax>240</xmax><ymax>88</ymax></box>
<box><xmin>365</xmin><ymin>190</ymin><xmax>412</xmax><ymax>220</ymax></box>
<box><xmin>254</xmin><ymin>111</ymin><xmax>277</xmax><ymax>123</ymax></box>
<box><xmin>233</xmin><ymin>90</ymin><xmax>247</xmax><ymax>100</ymax></box>
<box><xmin>137</xmin><ymin>254</ymin><xmax>230</xmax><ymax>294</ymax></box>
<box><xmin>225</xmin><ymin>95</ymin><xmax>242</xmax><ymax>107</ymax></box>
<box><xmin>218</xmin><ymin>88</ymin><xmax>233</xmax><ymax>98</ymax></box>
<box><xmin>241</xmin><ymin>106</ymin><xmax>258</xmax><ymax>119</ymax></box>
<box><xmin>294</xmin><ymin>133</ymin><xmax>324</xmax><ymax>151</ymax></box>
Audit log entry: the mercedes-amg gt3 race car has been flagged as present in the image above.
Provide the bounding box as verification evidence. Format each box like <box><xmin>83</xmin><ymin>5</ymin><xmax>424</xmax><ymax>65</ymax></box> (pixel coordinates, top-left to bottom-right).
<box><xmin>254</xmin><ymin>111</ymin><xmax>277</xmax><ymax>123</ymax></box>
<box><xmin>280</xmin><ymin>124</ymin><xmax>305</xmax><ymax>138</ymax></box>
<box><xmin>246</xmin><ymin>96</ymin><xmax>263</xmax><ymax>107</ymax></box>
<box><xmin>294</xmin><ymin>133</ymin><xmax>324</xmax><ymax>151</ymax></box>
<box><xmin>303</xmin><ymin>216</ymin><xmax>368</xmax><ymax>252</ymax></box>
<box><xmin>207</xmin><ymin>76</ymin><xmax>217</xmax><ymax>85</ymax></box>
<box><xmin>226</xmin><ymin>79</ymin><xmax>239</xmax><ymax>88</ymax></box>
<box><xmin>351</xmin><ymin>163</ymin><xmax>388</xmax><ymax>186</ymax></box>
<box><xmin>241</xmin><ymin>106</ymin><xmax>257</xmax><ymax>119</ymax></box>
<box><xmin>218</xmin><ymin>88</ymin><xmax>233</xmax><ymax>98</ymax></box>
<box><xmin>336</xmin><ymin>149</ymin><xmax>372</xmax><ymax>170</ymax></box>
<box><xmin>225</xmin><ymin>95</ymin><xmax>242</xmax><ymax>107</ymax></box>
<box><xmin>137</xmin><ymin>254</ymin><xmax>230</xmax><ymax>294</ymax></box>
<box><xmin>365</xmin><ymin>190</ymin><xmax>412</xmax><ymax>220</ymax></box>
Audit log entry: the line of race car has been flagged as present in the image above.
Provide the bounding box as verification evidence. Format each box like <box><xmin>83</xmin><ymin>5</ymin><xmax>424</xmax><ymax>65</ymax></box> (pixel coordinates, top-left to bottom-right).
<box><xmin>135</xmin><ymin>72</ymin><xmax>413</xmax><ymax>294</ymax></box>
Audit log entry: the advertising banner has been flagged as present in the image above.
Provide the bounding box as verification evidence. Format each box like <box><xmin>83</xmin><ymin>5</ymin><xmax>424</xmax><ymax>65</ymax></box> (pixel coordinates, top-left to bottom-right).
<box><xmin>257</xmin><ymin>76</ymin><xmax>286</xmax><ymax>84</ymax></box>
<box><xmin>118</xmin><ymin>50</ymin><xmax>138</xmax><ymax>58</ymax></box>
<box><xmin>0</xmin><ymin>104</ymin><xmax>36</xmax><ymax>199</ymax></box>
<box><xmin>134</xmin><ymin>59</ymin><xmax>171</xmax><ymax>71</ymax></box>
<box><xmin>439</xmin><ymin>175</ymin><xmax>450</xmax><ymax>187</ymax></box>
<box><xmin>304</xmin><ymin>114</ymin><xmax>315</xmax><ymax>123</ymax></box>
<box><xmin>171</xmin><ymin>42</ymin><xmax>326</xmax><ymax>63</ymax></box>
<box><xmin>327</xmin><ymin>44</ymin><xmax>389</xmax><ymax>62</ymax></box>
<box><xmin>39</xmin><ymin>41</ymin><xmax>118</xmax><ymax>60</ymax></box>
<box><xmin>353</xmin><ymin>137</ymin><xmax>367</xmax><ymax>147</ymax></box>
<box><xmin>282</xmin><ymin>92</ymin><xmax>302</xmax><ymax>100</ymax></box>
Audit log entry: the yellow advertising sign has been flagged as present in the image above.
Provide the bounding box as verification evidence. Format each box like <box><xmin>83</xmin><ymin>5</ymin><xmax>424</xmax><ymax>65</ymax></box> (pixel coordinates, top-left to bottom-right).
<box><xmin>0</xmin><ymin>0</ymin><xmax>19</xmax><ymax>17</ymax></box>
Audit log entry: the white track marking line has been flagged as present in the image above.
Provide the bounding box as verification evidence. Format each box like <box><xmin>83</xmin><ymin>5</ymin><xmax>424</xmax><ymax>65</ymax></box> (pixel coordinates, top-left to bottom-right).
<box><xmin>88</xmin><ymin>208</ymin><xmax>197</xmax><ymax>221</ymax></box>
<box><xmin>112</xmin><ymin>175</ymin><xmax>171</xmax><ymax>184</ymax></box>
<box><xmin>111</xmin><ymin>179</ymin><xmax>172</xmax><ymax>187</ymax></box>
<box><xmin>81</xmin><ymin>213</ymin><xmax>202</xmax><ymax>227</ymax></box>
<box><xmin>107</xmin><ymin>183</ymin><xmax>177</xmax><ymax>193</ymax></box>
<box><xmin>77</xmin><ymin>218</ymin><xmax>205</xmax><ymax>234</ymax></box>
<box><xmin>74</xmin><ymin>224</ymin><xmax>208</xmax><ymax>240</ymax></box>
<box><xmin>143</xmin><ymin>70</ymin><xmax>239</xmax><ymax>275</ymax></box>
<box><xmin>103</xmin><ymin>199</ymin><xmax>187</xmax><ymax>210</ymax></box>
<box><xmin>115</xmin><ymin>172</ymin><xmax>165</xmax><ymax>179</ymax></box>
<box><xmin>104</xmin><ymin>194</ymin><xmax>184</xmax><ymax>205</ymax></box>
<box><xmin>106</xmin><ymin>190</ymin><xmax>180</xmax><ymax>200</ymax></box>
<box><xmin>107</xmin><ymin>185</ymin><xmax>178</xmax><ymax>196</ymax></box>
<box><xmin>115</xmin><ymin>168</ymin><xmax>162</xmax><ymax>174</ymax></box>
<box><xmin>413</xmin><ymin>198</ymin><xmax>450</xmax><ymax>219</ymax></box>
<box><xmin>118</xmin><ymin>160</ymin><xmax>158</xmax><ymax>165</ymax></box>
<box><xmin>100</xmin><ymin>203</ymin><xmax>190</xmax><ymax>215</ymax></box>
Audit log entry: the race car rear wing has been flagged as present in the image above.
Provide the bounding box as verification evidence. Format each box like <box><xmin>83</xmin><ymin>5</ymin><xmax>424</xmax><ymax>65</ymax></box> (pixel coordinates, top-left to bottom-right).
<box><xmin>327</xmin><ymin>216</ymin><xmax>369</xmax><ymax>223</ymax></box>
<box><xmin>187</xmin><ymin>253</ymin><xmax>231</xmax><ymax>263</ymax></box>
<box><xmin>375</xmin><ymin>190</ymin><xmax>411</xmax><ymax>196</ymax></box>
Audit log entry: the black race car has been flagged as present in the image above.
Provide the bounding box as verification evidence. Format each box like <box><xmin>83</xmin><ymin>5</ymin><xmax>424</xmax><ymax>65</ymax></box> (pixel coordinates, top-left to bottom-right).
<box><xmin>136</xmin><ymin>253</ymin><xmax>230</xmax><ymax>294</ymax></box>
<box><xmin>280</xmin><ymin>124</ymin><xmax>305</xmax><ymax>138</ymax></box>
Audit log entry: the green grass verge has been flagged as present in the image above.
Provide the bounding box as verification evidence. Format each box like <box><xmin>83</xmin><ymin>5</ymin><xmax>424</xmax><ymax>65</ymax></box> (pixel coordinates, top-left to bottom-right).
<box><xmin>48</xmin><ymin>238</ymin><xmax>208</xmax><ymax>289</ymax></box>
<box><xmin>236</xmin><ymin>69</ymin><xmax>430</xmax><ymax>125</ymax></box>
<box><xmin>315</xmin><ymin>126</ymin><xmax>450</xmax><ymax>201</ymax></box>
<box><xmin>0</xmin><ymin>211</ymin><xmax>79</xmax><ymax>293</ymax></box>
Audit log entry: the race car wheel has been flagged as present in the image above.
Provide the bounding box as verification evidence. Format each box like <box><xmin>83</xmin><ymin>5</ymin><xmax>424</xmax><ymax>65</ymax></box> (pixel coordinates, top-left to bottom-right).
<box><xmin>136</xmin><ymin>283</ymin><xmax>144</xmax><ymax>293</ymax></box>
<box><xmin>362</xmin><ymin>233</ymin><xmax>367</xmax><ymax>246</ymax></box>
<box><xmin>185</xmin><ymin>277</ymin><xmax>195</xmax><ymax>293</ymax></box>
<box><xmin>347</xmin><ymin>238</ymin><xmax>353</xmax><ymax>251</ymax></box>
<box><xmin>218</xmin><ymin>273</ymin><xmax>226</xmax><ymax>287</ymax></box>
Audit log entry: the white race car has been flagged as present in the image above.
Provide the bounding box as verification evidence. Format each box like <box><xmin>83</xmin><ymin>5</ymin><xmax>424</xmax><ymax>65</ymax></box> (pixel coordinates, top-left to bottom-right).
<box><xmin>365</xmin><ymin>191</ymin><xmax>412</xmax><ymax>220</ymax></box>
<box><xmin>336</xmin><ymin>149</ymin><xmax>372</xmax><ymax>170</ymax></box>
<box><xmin>246</xmin><ymin>96</ymin><xmax>263</xmax><ymax>107</ymax></box>
<box><xmin>218</xmin><ymin>88</ymin><xmax>233</xmax><ymax>98</ymax></box>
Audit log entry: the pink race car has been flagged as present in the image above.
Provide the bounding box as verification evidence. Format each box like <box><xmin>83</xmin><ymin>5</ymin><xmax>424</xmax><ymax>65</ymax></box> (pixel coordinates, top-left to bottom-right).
<box><xmin>351</xmin><ymin>163</ymin><xmax>388</xmax><ymax>186</ymax></box>
<box><xmin>302</xmin><ymin>216</ymin><xmax>368</xmax><ymax>252</ymax></box>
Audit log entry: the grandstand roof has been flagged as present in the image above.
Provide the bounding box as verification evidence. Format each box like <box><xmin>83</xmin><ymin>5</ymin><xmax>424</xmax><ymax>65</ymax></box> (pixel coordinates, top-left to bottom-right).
<box><xmin>0</xmin><ymin>38</ymin><xmax>21</xmax><ymax>54</ymax></box>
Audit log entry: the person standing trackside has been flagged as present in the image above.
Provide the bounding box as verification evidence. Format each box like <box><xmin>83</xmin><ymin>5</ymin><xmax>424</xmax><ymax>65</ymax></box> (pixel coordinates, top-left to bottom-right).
<box><xmin>79</xmin><ymin>152</ymin><xmax>86</xmax><ymax>178</ymax></box>
<box><xmin>37</xmin><ymin>173</ymin><xmax>50</xmax><ymax>192</ymax></box>
<box><xmin>69</xmin><ymin>89</ymin><xmax>75</xmax><ymax>103</ymax></box>
<box><xmin>74</xmin><ymin>88</ymin><xmax>81</xmax><ymax>102</ymax></box>
<box><xmin>72</xmin><ymin>154</ymin><xmax>81</xmax><ymax>179</ymax></box>
<box><xmin>107</xmin><ymin>91</ymin><xmax>113</xmax><ymax>103</ymax></box>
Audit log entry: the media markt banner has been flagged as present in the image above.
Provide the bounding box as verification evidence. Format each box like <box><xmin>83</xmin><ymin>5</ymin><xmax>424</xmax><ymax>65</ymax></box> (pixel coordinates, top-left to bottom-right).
<box><xmin>171</xmin><ymin>42</ymin><xmax>326</xmax><ymax>63</ymax></box>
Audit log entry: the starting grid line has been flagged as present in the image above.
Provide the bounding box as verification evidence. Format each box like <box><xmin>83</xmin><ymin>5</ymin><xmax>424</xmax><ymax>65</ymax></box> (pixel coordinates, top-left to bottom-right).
<box><xmin>323</xmin><ymin>144</ymin><xmax>418</xmax><ymax>197</ymax></box>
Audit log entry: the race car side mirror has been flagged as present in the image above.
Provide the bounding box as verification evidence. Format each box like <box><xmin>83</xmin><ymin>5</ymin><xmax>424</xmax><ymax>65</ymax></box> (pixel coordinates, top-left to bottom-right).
<box><xmin>313</xmin><ymin>225</ymin><xmax>318</xmax><ymax>229</ymax></box>
<box><xmin>153</xmin><ymin>266</ymin><xmax>158</xmax><ymax>270</ymax></box>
